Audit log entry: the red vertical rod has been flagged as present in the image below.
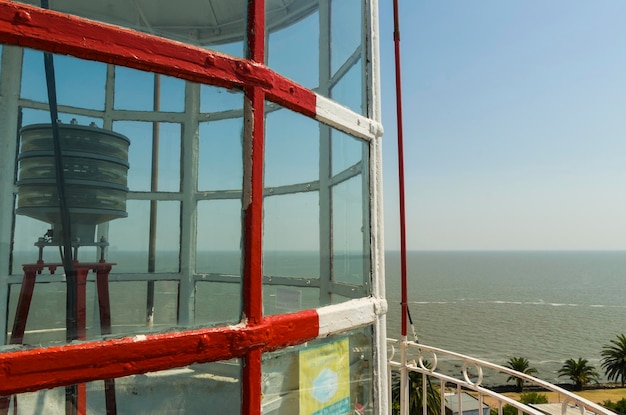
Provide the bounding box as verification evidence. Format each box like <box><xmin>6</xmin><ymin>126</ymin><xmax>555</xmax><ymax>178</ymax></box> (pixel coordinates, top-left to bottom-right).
<box><xmin>96</xmin><ymin>265</ymin><xmax>117</xmax><ymax>415</ymax></box>
<box><xmin>74</xmin><ymin>267</ymin><xmax>89</xmax><ymax>415</ymax></box>
<box><xmin>75</xmin><ymin>267</ymin><xmax>88</xmax><ymax>341</ymax></box>
<box><xmin>9</xmin><ymin>267</ymin><xmax>37</xmax><ymax>344</ymax></box>
<box><xmin>96</xmin><ymin>267</ymin><xmax>113</xmax><ymax>336</ymax></box>
<box><xmin>0</xmin><ymin>267</ymin><xmax>38</xmax><ymax>415</ymax></box>
<box><xmin>392</xmin><ymin>0</ymin><xmax>409</xmax><ymax>338</ymax></box>
<box><xmin>243</xmin><ymin>0</ymin><xmax>265</xmax><ymax>333</ymax></box>
<box><xmin>242</xmin><ymin>1</ymin><xmax>265</xmax><ymax>414</ymax></box>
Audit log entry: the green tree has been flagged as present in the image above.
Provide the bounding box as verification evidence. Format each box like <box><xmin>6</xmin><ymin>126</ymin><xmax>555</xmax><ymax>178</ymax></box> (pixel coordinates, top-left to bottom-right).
<box><xmin>504</xmin><ymin>357</ymin><xmax>538</xmax><ymax>392</ymax></box>
<box><xmin>601</xmin><ymin>334</ymin><xmax>626</xmax><ymax>387</ymax></box>
<box><xmin>519</xmin><ymin>392</ymin><xmax>548</xmax><ymax>405</ymax></box>
<box><xmin>490</xmin><ymin>394</ymin><xmax>548</xmax><ymax>415</ymax></box>
<box><xmin>602</xmin><ymin>398</ymin><xmax>626</xmax><ymax>415</ymax></box>
<box><xmin>490</xmin><ymin>405</ymin><xmax>518</xmax><ymax>415</ymax></box>
<box><xmin>391</xmin><ymin>369</ymin><xmax>441</xmax><ymax>415</ymax></box>
<box><xmin>558</xmin><ymin>358</ymin><xmax>599</xmax><ymax>391</ymax></box>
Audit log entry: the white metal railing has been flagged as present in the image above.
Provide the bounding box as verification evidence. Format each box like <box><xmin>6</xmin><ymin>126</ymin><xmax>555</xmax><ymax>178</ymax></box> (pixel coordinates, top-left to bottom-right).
<box><xmin>387</xmin><ymin>339</ymin><xmax>614</xmax><ymax>415</ymax></box>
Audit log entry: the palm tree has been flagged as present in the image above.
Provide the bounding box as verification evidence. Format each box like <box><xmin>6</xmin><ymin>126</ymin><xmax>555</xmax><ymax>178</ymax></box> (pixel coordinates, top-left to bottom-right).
<box><xmin>558</xmin><ymin>358</ymin><xmax>599</xmax><ymax>391</ymax></box>
<box><xmin>504</xmin><ymin>357</ymin><xmax>538</xmax><ymax>392</ymax></box>
<box><xmin>601</xmin><ymin>334</ymin><xmax>626</xmax><ymax>387</ymax></box>
<box><xmin>391</xmin><ymin>368</ymin><xmax>441</xmax><ymax>415</ymax></box>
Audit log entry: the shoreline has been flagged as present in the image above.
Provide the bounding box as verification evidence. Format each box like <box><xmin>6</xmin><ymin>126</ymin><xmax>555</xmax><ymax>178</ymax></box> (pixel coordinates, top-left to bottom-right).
<box><xmin>480</xmin><ymin>384</ymin><xmax>626</xmax><ymax>407</ymax></box>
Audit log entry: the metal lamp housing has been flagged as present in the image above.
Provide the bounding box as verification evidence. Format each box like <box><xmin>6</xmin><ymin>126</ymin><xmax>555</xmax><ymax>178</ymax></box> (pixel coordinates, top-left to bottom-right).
<box><xmin>16</xmin><ymin>123</ymin><xmax>130</xmax><ymax>244</ymax></box>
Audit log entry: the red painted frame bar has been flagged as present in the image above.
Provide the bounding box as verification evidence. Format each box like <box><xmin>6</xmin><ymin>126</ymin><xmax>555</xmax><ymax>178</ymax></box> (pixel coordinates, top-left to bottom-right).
<box><xmin>241</xmin><ymin>1</ymin><xmax>265</xmax><ymax>413</ymax></box>
<box><xmin>0</xmin><ymin>309</ymin><xmax>318</xmax><ymax>396</ymax></box>
<box><xmin>0</xmin><ymin>1</ymin><xmax>316</xmax><ymax>118</ymax></box>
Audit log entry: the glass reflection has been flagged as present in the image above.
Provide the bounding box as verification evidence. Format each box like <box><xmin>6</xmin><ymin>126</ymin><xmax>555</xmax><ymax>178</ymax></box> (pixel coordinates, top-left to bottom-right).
<box><xmin>262</xmin><ymin>328</ymin><xmax>373</xmax><ymax>415</ymax></box>
<box><xmin>0</xmin><ymin>360</ymin><xmax>241</xmax><ymax>414</ymax></box>
<box><xmin>2</xmin><ymin>46</ymin><xmax>251</xmax><ymax>348</ymax></box>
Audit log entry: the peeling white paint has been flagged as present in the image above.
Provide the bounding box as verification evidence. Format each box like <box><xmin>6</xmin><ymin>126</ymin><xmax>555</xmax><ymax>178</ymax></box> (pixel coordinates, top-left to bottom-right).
<box><xmin>316</xmin><ymin>297</ymin><xmax>384</xmax><ymax>337</ymax></box>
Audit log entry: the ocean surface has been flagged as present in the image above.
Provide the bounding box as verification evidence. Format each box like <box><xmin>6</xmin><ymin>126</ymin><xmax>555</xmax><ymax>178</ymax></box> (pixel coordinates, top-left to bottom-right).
<box><xmin>385</xmin><ymin>251</ymin><xmax>626</xmax><ymax>384</ymax></box>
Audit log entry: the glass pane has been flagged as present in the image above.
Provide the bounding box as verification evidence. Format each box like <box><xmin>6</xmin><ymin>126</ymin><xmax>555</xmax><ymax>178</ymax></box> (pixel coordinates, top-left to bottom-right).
<box><xmin>106</xmin><ymin>201</ymin><xmax>182</xmax><ymax>274</ymax></box>
<box><xmin>108</xmin><ymin>281</ymin><xmax>149</xmax><ymax>333</ymax></box>
<box><xmin>195</xmin><ymin>281</ymin><xmax>241</xmax><ymax>327</ymax></box>
<box><xmin>146</xmin><ymin>280</ymin><xmax>179</xmax><ymax>327</ymax></box>
<box><xmin>195</xmin><ymin>199</ymin><xmax>242</xmax><ymax>326</ymax></box>
<box><xmin>114</xmin><ymin>66</ymin><xmax>154</xmax><ymax>111</ymax></box>
<box><xmin>264</xmin><ymin>249</ymin><xmax>320</xmax><ymax>279</ymax></box>
<box><xmin>331</xmin><ymin>60</ymin><xmax>364</xmax><ymax>116</ymax></box>
<box><xmin>19</xmin><ymin>48</ymin><xmax>46</xmax><ymax>102</ymax></box>
<box><xmin>107</xmin><ymin>200</ymin><xmax>150</xmax><ymax>272</ymax></box>
<box><xmin>5</xmin><ymin>278</ymin><xmax>181</xmax><ymax>346</ymax></box>
<box><xmin>114</xmin><ymin>121</ymin><xmax>152</xmax><ymax>192</ymax></box>
<box><xmin>332</xmin><ymin>126</ymin><xmax>365</xmax><ymax>177</ymax></box>
<box><xmin>209</xmin><ymin>41</ymin><xmax>245</xmax><ymax>59</ymax></box>
<box><xmin>5</xmin><ymin>277</ymin><xmax>179</xmax><ymax>348</ymax></box>
<box><xmin>195</xmin><ymin>249</ymin><xmax>241</xmax><ymax>276</ymax></box>
<box><xmin>262</xmin><ymin>327</ymin><xmax>373</xmax><ymax>415</ymax></box>
<box><xmin>196</xmin><ymin>200</ymin><xmax>242</xmax><ymax>273</ymax></box>
<box><xmin>332</xmin><ymin>176</ymin><xmax>367</xmax><ymax>286</ymax></box>
<box><xmin>267</xmin><ymin>10</ymin><xmax>319</xmax><ymax>89</ymax></box>
<box><xmin>12</xmin><ymin>213</ymin><xmax>58</xmax><ymax>269</ymax></box>
<box><xmin>200</xmin><ymin>84</ymin><xmax>244</xmax><ymax>114</ymax></box>
<box><xmin>265</xmin><ymin>106</ymin><xmax>319</xmax><ymax>188</ymax></box>
<box><xmin>264</xmin><ymin>193</ymin><xmax>320</xmax><ymax>273</ymax></box>
<box><xmin>155</xmin><ymin>123</ymin><xmax>181</xmax><ymax>192</ymax></box>
<box><xmin>331</xmin><ymin>0</ymin><xmax>363</xmax><ymax>75</ymax></box>
<box><xmin>264</xmin><ymin>192</ymin><xmax>321</xmax><ymax>313</ymax></box>
<box><xmin>7</xmin><ymin>281</ymin><xmax>89</xmax><ymax>347</ymax></box>
<box><xmin>198</xmin><ymin>118</ymin><xmax>243</xmax><ymax>191</ymax></box>
<box><xmin>112</xmin><ymin>121</ymin><xmax>181</xmax><ymax>192</ymax></box>
<box><xmin>154</xmin><ymin>201</ymin><xmax>181</xmax><ymax>272</ymax></box>
<box><xmin>1</xmin><ymin>360</ymin><xmax>241</xmax><ymax>414</ymax></box>
<box><xmin>263</xmin><ymin>285</ymin><xmax>320</xmax><ymax>316</ymax></box>
<box><xmin>21</xmin><ymin>50</ymin><xmax>106</xmax><ymax>110</ymax></box>
<box><xmin>158</xmin><ymin>74</ymin><xmax>185</xmax><ymax>113</ymax></box>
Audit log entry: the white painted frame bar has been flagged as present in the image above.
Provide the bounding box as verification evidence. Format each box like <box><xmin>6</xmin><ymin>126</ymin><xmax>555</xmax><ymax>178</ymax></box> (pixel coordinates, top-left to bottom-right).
<box><xmin>366</xmin><ymin>0</ymin><xmax>389</xmax><ymax>414</ymax></box>
<box><xmin>317</xmin><ymin>297</ymin><xmax>387</xmax><ymax>337</ymax></box>
<box><xmin>315</xmin><ymin>93</ymin><xmax>383</xmax><ymax>142</ymax></box>
<box><xmin>0</xmin><ymin>45</ymin><xmax>23</xmax><ymax>345</ymax></box>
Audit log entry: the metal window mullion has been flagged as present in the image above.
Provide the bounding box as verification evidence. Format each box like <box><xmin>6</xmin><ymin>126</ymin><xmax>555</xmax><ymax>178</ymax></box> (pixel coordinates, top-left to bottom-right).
<box><xmin>103</xmin><ymin>64</ymin><xmax>116</xmax><ymax>131</ymax></box>
<box><xmin>0</xmin><ymin>45</ymin><xmax>23</xmax><ymax>346</ymax></box>
<box><xmin>318</xmin><ymin>0</ymin><xmax>332</xmax><ymax>306</ymax></box>
<box><xmin>365</xmin><ymin>0</ymin><xmax>389</xmax><ymax>414</ymax></box>
<box><xmin>361</xmin><ymin>0</ymin><xmax>372</xmax><ymax>299</ymax></box>
<box><xmin>94</xmin><ymin>63</ymin><xmax>117</xmax><ymax>263</ymax></box>
<box><xmin>241</xmin><ymin>85</ymin><xmax>264</xmax><ymax>325</ymax></box>
<box><xmin>177</xmin><ymin>81</ymin><xmax>200</xmax><ymax>326</ymax></box>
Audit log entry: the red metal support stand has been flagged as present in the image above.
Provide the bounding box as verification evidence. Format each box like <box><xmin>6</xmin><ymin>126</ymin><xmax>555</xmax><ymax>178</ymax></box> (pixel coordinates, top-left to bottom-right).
<box><xmin>95</xmin><ymin>263</ymin><xmax>117</xmax><ymax>415</ymax></box>
<box><xmin>0</xmin><ymin>261</ymin><xmax>117</xmax><ymax>415</ymax></box>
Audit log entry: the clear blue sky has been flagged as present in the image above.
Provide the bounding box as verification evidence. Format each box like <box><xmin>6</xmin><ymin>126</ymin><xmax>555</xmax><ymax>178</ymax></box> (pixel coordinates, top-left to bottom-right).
<box><xmin>379</xmin><ymin>1</ymin><xmax>626</xmax><ymax>251</ymax></box>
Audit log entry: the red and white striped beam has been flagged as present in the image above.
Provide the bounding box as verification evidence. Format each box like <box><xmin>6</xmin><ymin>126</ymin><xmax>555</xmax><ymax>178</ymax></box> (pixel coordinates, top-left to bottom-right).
<box><xmin>0</xmin><ymin>298</ymin><xmax>385</xmax><ymax>395</ymax></box>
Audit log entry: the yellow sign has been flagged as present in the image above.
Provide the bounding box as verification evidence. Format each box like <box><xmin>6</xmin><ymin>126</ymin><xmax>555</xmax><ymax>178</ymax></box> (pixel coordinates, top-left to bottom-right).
<box><xmin>299</xmin><ymin>338</ymin><xmax>350</xmax><ymax>415</ymax></box>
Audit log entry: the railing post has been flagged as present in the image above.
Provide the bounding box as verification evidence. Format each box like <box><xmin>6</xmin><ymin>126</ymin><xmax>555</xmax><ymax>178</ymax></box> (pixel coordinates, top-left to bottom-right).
<box><xmin>422</xmin><ymin>372</ymin><xmax>427</xmax><ymax>415</ymax></box>
<box><xmin>400</xmin><ymin>337</ymin><xmax>409</xmax><ymax>415</ymax></box>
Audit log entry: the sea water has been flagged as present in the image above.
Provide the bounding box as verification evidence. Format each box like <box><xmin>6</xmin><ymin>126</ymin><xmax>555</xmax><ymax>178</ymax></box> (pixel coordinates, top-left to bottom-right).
<box><xmin>385</xmin><ymin>251</ymin><xmax>626</xmax><ymax>384</ymax></box>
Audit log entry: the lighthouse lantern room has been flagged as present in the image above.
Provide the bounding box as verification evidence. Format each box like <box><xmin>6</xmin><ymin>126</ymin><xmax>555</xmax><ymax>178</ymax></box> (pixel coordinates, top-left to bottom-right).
<box><xmin>0</xmin><ymin>1</ymin><xmax>386</xmax><ymax>414</ymax></box>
